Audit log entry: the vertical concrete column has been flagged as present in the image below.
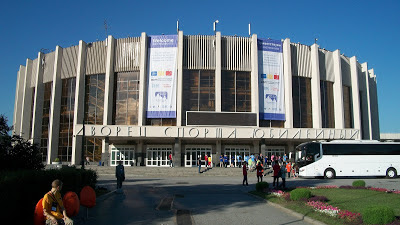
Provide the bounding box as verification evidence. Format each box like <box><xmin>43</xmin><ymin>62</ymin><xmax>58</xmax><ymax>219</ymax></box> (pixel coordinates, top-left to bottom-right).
<box><xmin>31</xmin><ymin>53</ymin><xmax>45</xmax><ymax>145</ymax></box>
<box><xmin>137</xmin><ymin>141</ymin><xmax>143</xmax><ymax>166</ymax></box>
<box><xmin>310</xmin><ymin>44</ymin><xmax>322</xmax><ymax>128</ymax></box>
<box><xmin>14</xmin><ymin>65</ymin><xmax>26</xmax><ymax>135</ymax></box>
<box><xmin>215</xmin><ymin>32</ymin><xmax>222</xmax><ymax>112</ymax></box>
<box><xmin>102</xmin><ymin>36</ymin><xmax>116</xmax><ymax>163</ymax></box>
<box><xmin>174</xmin><ymin>138</ymin><xmax>181</xmax><ymax>167</ymax></box>
<box><xmin>283</xmin><ymin>38</ymin><xmax>293</xmax><ymax>128</ymax></box>
<box><xmin>349</xmin><ymin>57</ymin><xmax>362</xmax><ymax>139</ymax></box>
<box><xmin>138</xmin><ymin>32</ymin><xmax>148</xmax><ymax>126</ymax></box>
<box><xmin>362</xmin><ymin>63</ymin><xmax>372</xmax><ymax>140</ymax></box>
<box><xmin>260</xmin><ymin>143</ymin><xmax>266</xmax><ymax>156</ymax></box>
<box><xmin>20</xmin><ymin>59</ymin><xmax>33</xmax><ymax>139</ymax></box>
<box><xmin>176</xmin><ymin>31</ymin><xmax>184</xmax><ymax>126</ymax></box>
<box><xmin>216</xmin><ymin>140</ymin><xmax>222</xmax><ymax>166</ymax></box>
<box><xmin>253</xmin><ymin>140</ymin><xmax>260</xmax><ymax>154</ymax></box>
<box><xmin>251</xmin><ymin>34</ymin><xmax>259</xmax><ymax>126</ymax></box>
<box><xmin>48</xmin><ymin>46</ymin><xmax>63</xmax><ymax>164</ymax></box>
<box><xmin>13</xmin><ymin>68</ymin><xmax>21</xmax><ymax>135</ymax></box>
<box><xmin>332</xmin><ymin>50</ymin><xmax>345</xmax><ymax>129</ymax></box>
<box><xmin>368</xmin><ymin>69</ymin><xmax>380</xmax><ymax>140</ymax></box>
<box><xmin>71</xmin><ymin>41</ymin><xmax>87</xmax><ymax>165</ymax></box>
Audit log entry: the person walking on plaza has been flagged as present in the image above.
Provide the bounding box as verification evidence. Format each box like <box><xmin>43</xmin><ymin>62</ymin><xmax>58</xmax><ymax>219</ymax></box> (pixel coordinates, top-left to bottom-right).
<box><xmin>248</xmin><ymin>157</ymin><xmax>253</xmax><ymax>171</ymax></box>
<box><xmin>168</xmin><ymin>153</ymin><xmax>173</xmax><ymax>168</ymax></box>
<box><xmin>208</xmin><ymin>154</ymin><xmax>212</xmax><ymax>168</ymax></box>
<box><xmin>273</xmin><ymin>161</ymin><xmax>280</xmax><ymax>188</ymax></box>
<box><xmin>205</xmin><ymin>154</ymin><xmax>208</xmax><ymax>168</ymax></box>
<box><xmin>231</xmin><ymin>154</ymin><xmax>235</xmax><ymax>167</ymax></box>
<box><xmin>43</xmin><ymin>179</ymin><xmax>74</xmax><ymax>225</ymax></box>
<box><xmin>198</xmin><ymin>156</ymin><xmax>202</xmax><ymax>173</ymax></box>
<box><xmin>116</xmin><ymin>161</ymin><xmax>125</xmax><ymax>191</ymax></box>
<box><xmin>256</xmin><ymin>162</ymin><xmax>264</xmax><ymax>183</ymax></box>
<box><xmin>286</xmin><ymin>161</ymin><xmax>292</xmax><ymax>178</ymax></box>
<box><xmin>224</xmin><ymin>154</ymin><xmax>228</xmax><ymax>168</ymax></box>
<box><xmin>242</xmin><ymin>162</ymin><xmax>248</xmax><ymax>186</ymax></box>
<box><xmin>220</xmin><ymin>154</ymin><xmax>223</xmax><ymax>167</ymax></box>
<box><xmin>237</xmin><ymin>154</ymin><xmax>242</xmax><ymax>168</ymax></box>
<box><xmin>279</xmin><ymin>162</ymin><xmax>287</xmax><ymax>189</ymax></box>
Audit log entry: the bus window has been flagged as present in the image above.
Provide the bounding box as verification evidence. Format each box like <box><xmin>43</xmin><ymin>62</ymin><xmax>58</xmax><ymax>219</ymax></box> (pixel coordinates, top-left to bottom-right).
<box><xmin>296</xmin><ymin>142</ymin><xmax>320</xmax><ymax>167</ymax></box>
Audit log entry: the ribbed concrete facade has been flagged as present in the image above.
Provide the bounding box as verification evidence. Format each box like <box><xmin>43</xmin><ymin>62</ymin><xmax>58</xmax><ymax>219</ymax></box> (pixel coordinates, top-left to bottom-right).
<box><xmin>13</xmin><ymin>32</ymin><xmax>379</xmax><ymax>167</ymax></box>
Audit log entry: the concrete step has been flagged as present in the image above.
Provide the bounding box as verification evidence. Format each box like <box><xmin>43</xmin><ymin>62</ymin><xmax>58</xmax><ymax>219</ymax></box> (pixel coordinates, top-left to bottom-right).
<box><xmin>79</xmin><ymin>165</ymin><xmax>273</xmax><ymax>177</ymax></box>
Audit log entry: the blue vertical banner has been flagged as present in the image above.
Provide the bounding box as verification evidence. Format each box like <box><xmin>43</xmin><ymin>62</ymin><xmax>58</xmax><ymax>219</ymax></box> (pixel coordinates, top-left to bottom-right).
<box><xmin>147</xmin><ymin>35</ymin><xmax>178</xmax><ymax>118</ymax></box>
<box><xmin>258</xmin><ymin>39</ymin><xmax>285</xmax><ymax>120</ymax></box>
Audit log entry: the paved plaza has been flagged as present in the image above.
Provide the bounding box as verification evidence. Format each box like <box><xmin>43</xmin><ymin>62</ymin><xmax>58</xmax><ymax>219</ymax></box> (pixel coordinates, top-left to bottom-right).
<box><xmin>78</xmin><ymin>169</ymin><xmax>400</xmax><ymax>225</ymax></box>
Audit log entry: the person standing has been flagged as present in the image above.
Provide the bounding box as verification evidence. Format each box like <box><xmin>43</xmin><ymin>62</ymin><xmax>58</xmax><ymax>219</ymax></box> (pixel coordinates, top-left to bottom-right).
<box><xmin>286</xmin><ymin>162</ymin><xmax>292</xmax><ymax>178</ymax></box>
<box><xmin>205</xmin><ymin>154</ymin><xmax>208</xmax><ymax>168</ymax></box>
<box><xmin>43</xmin><ymin>179</ymin><xmax>74</xmax><ymax>225</ymax></box>
<box><xmin>273</xmin><ymin>161</ymin><xmax>280</xmax><ymax>188</ymax></box>
<box><xmin>223</xmin><ymin>154</ymin><xmax>228</xmax><ymax>168</ymax></box>
<box><xmin>220</xmin><ymin>154</ymin><xmax>223</xmax><ymax>167</ymax></box>
<box><xmin>242</xmin><ymin>162</ymin><xmax>248</xmax><ymax>186</ymax></box>
<box><xmin>198</xmin><ymin>156</ymin><xmax>202</xmax><ymax>173</ymax></box>
<box><xmin>208</xmin><ymin>154</ymin><xmax>212</xmax><ymax>168</ymax></box>
<box><xmin>168</xmin><ymin>153</ymin><xmax>173</xmax><ymax>168</ymax></box>
<box><xmin>116</xmin><ymin>161</ymin><xmax>125</xmax><ymax>191</ymax></box>
<box><xmin>256</xmin><ymin>162</ymin><xmax>263</xmax><ymax>183</ymax></box>
<box><xmin>85</xmin><ymin>156</ymin><xmax>90</xmax><ymax>165</ymax></box>
<box><xmin>237</xmin><ymin>154</ymin><xmax>242</xmax><ymax>168</ymax></box>
<box><xmin>283</xmin><ymin>153</ymin><xmax>287</xmax><ymax>162</ymax></box>
<box><xmin>280</xmin><ymin>162</ymin><xmax>287</xmax><ymax>189</ymax></box>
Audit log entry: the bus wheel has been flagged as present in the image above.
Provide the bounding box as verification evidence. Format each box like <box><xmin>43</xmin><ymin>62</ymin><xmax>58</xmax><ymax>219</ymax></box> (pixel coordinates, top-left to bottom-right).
<box><xmin>386</xmin><ymin>168</ymin><xmax>397</xmax><ymax>178</ymax></box>
<box><xmin>324</xmin><ymin>169</ymin><xmax>336</xmax><ymax>179</ymax></box>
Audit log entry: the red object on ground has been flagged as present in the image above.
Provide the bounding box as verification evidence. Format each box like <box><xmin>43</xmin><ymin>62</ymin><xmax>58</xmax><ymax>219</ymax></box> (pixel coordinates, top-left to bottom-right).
<box><xmin>33</xmin><ymin>198</ymin><xmax>45</xmax><ymax>225</ymax></box>
<box><xmin>63</xmin><ymin>191</ymin><xmax>80</xmax><ymax>217</ymax></box>
<box><xmin>80</xmin><ymin>186</ymin><xmax>96</xmax><ymax>208</ymax></box>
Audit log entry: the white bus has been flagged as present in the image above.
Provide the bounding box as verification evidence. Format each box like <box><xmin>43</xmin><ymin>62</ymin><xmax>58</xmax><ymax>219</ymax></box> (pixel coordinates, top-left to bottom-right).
<box><xmin>295</xmin><ymin>140</ymin><xmax>400</xmax><ymax>179</ymax></box>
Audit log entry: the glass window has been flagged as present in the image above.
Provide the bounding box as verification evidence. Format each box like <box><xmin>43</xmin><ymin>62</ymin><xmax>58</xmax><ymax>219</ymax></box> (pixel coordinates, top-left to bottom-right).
<box><xmin>58</xmin><ymin>78</ymin><xmax>76</xmax><ymax>162</ymax></box>
<box><xmin>84</xmin><ymin>74</ymin><xmax>105</xmax><ymax>125</ymax></box>
<box><xmin>320</xmin><ymin>81</ymin><xmax>335</xmax><ymax>128</ymax></box>
<box><xmin>292</xmin><ymin>76</ymin><xmax>313</xmax><ymax>128</ymax></box>
<box><xmin>113</xmin><ymin>72</ymin><xmax>139</xmax><ymax>125</ymax></box>
<box><xmin>84</xmin><ymin>137</ymin><xmax>102</xmax><ymax>163</ymax></box>
<box><xmin>182</xmin><ymin>70</ymin><xmax>215</xmax><ymax>126</ymax></box>
<box><xmin>222</xmin><ymin>71</ymin><xmax>251</xmax><ymax>112</ymax></box>
<box><xmin>41</xmin><ymin>82</ymin><xmax>52</xmax><ymax>162</ymax></box>
<box><xmin>343</xmin><ymin>86</ymin><xmax>353</xmax><ymax>128</ymax></box>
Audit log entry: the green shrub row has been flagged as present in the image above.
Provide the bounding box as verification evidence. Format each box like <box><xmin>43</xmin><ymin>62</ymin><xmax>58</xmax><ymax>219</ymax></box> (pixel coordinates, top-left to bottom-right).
<box><xmin>362</xmin><ymin>206</ymin><xmax>395</xmax><ymax>224</ymax></box>
<box><xmin>290</xmin><ymin>188</ymin><xmax>311</xmax><ymax>201</ymax></box>
<box><xmin>0</xmin><ymin>167</ymin><xmax>97</xmax><ymax>224</ymax></box>
<box><xmin>352</xmin><ymin>180</ymin><xmax>366</xmax><ymax>187</ymax></box>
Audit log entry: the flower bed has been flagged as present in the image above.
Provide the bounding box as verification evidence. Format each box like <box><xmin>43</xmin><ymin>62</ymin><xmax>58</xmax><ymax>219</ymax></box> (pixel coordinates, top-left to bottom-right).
<box><xmin>306</xmin><ymin>201</ymin><xmax>340</xmax><ymax>217</ymax></box>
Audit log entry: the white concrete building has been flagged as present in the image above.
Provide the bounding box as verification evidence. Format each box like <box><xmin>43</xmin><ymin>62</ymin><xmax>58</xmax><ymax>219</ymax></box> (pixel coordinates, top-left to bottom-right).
<box><xmin>13</xmin><ymin>32</ymin><xmax>379</xmax><ymax>167</ymax></box>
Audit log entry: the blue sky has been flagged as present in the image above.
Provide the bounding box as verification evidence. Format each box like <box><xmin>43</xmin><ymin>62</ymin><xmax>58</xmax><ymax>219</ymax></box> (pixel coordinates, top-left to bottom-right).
<box><xmin>0</xmin><ymin>0</ymin><xmax>399</xmax><ymax>133</ymax></box>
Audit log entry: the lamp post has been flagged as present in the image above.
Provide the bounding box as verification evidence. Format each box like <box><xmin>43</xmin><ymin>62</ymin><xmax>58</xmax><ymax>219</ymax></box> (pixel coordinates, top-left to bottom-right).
<box><xmin>213</xmin><ymin>20</ymin><xmax>219</xmax><ymax>34</ymax></box>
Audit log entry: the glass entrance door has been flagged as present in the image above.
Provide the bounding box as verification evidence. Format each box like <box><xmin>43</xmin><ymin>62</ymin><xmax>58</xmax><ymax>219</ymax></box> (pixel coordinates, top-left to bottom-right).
<box><xmin>146</xmin><ymin>146</ymin><xmax>172</xmax><ymax>167</ymax></box>
<box><xmin>110</xmin><ymin>145</ymin><xmax>135</xmax><ymax>166</ymax></box>
<box><xmin>185</xmin><ymin>146</ymin><xmax>212</xmax><ymax>167</ymax></box>
<box><xmin>224</xmin><ymin>146</ymin><xmax>250</xmax><ymax>167</ymax></box>
<box><xmin>263</xmin><ymin>146</ymin><xmax>286</xmax><ymax>163</ymax></box>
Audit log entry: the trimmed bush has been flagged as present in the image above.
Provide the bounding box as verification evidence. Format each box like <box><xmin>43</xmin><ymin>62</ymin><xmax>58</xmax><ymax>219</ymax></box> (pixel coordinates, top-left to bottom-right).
<box><xmin>362</xmin><ymin>206</ymin><xmax>395</xmax><ymax>225</ymax></box>
<box><xmin>352</xmin><ymin>180</ymin><xmax>366</xmax><ymax>187</ymax></box>
<box><xmin>290</xmin><ymin>188</ymin><xmax>311</xmax><ymax>201</ymax></box>
<box><xmin>256</xmin><ymin>182</ymin><xmax>269</xmax><ymax>192</ymax></box>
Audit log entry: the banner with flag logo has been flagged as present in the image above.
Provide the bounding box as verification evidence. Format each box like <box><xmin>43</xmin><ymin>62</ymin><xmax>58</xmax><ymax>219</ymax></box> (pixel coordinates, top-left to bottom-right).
<box><xmin>258</xmin><ymin>38</ymin><xmax>285</xmax><ymax>121</ymax></box>
<box><xmin>147</xmin><ymin>35</ymin><xmax>178</xmax><ymax>118</ymax></box>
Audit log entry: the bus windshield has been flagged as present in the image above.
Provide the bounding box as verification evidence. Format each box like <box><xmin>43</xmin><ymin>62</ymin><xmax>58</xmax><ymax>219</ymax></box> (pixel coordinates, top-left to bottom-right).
<box><xmin>295</xmin><ymin>142</ymin><xmax>320</xmax><ymax>167</ymax></box>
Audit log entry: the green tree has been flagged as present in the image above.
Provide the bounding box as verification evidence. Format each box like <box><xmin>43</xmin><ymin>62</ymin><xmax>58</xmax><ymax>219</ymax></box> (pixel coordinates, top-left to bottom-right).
<box><xmin>0</xmin><ymin>114</ymin><xmax>44</xmax><ymax>171</ymax></box>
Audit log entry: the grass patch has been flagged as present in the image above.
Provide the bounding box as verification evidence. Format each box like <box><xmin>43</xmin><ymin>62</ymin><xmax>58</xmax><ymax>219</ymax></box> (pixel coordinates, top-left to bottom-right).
<box><xmin>250</xmin><ymin>188</ymin><xmax>400</xmax><ymax>225</ymax></box>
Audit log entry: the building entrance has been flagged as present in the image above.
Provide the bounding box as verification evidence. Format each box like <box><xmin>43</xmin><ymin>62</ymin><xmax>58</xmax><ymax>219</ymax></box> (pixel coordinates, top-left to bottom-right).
<box><xmin>185</xmin><ymin>146</ymin><xmax>212</xmax><ymax>167</ymax></box>
<box><xmin>263</xmin><ymin>146</ymin><xmax>286</xmax><ymax>163</ymax></box>
<box><xmin>224</xmin><ymin>146</ymin><xmax>250</xmax><ymax>167</ymax></box>
<box><xmin>146</xmin><ymin>146</ymin><xmax>172</xmax><ymax>167</ymax></box>
<box><xmin>110</xmin><ymin>145</ymin><xmax>135</xmax><ymax>166</ymax></box>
